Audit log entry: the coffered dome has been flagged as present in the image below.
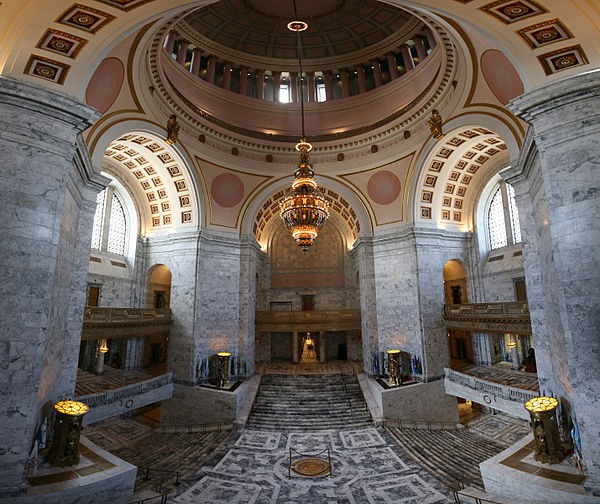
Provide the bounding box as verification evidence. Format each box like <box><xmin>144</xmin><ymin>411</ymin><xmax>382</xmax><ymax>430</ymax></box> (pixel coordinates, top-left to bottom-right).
<box><xmin>182</xmin><ymin>0</ymin><xmax>415</xmax><ymax>61</ymax></box>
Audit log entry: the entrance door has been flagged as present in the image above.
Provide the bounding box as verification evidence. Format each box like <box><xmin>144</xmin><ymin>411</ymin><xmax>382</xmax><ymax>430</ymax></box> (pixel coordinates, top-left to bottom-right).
<box><xmin>301</xmin><ymin>295</ymin><xmax>314</xmax><ymax>311</ymax></box>
<box><xmin>451</xmin><ymin>285</ymin><xmax>462</xmax><ymax>305</ymax></box>
<box><xmin>154</xmin><ymin>291</ymin><xmax>165</xmax><ymax>308</ymax></box>
<box><xmin>88</xmin><ymin>286</ymin><xmax>99</xmax><ymax>306</ymax></box>
<box><xmin>456</xmin><ymin>338</ymin><xmax>468</xmax><ymax>360</ymax></box>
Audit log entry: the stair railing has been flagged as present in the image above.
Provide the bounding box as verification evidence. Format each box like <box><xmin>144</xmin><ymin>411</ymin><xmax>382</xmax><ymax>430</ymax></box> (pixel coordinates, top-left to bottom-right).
<box><xmin>340</xmin><ymin>373</ymin><xmax>354</xmax><ymax>419</ymax></box>
<box><xmin>141</xmin><ymin>466</ymin><xmax>182</xmax><ymax>487</ymax></box>
<box><xmin>383</xmin><ymin>418</ymin><xmax>459</xmax><ymax>431</ymax></box>
<box><xmin>443</xmin><ymin>479</ymin><xmax>507</xmax><ymax>504</ymax></box>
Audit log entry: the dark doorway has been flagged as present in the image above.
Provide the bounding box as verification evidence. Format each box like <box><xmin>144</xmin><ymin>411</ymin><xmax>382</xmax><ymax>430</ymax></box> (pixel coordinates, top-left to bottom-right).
<box><xmin>301</xmin><ymin>295</ymin><xmax>314</xmax><ymax>311</ymax></box>
<box><xmin>151</xmin><ymin>343</ymin><xmax>162</xmax><ymax>364</ymax></box>
<box><xmin>154</xmin><ymin>291</ymin><xmax>165</xmax><ymax>308</ymax></box>
<box><xmin>451</xmin><ymin>285</ymin><xmax>462</xmax><ymax>305</ymax></box>
<box><xmin>514</xmin><ymin>279</ymin><xmax>527</xmax><ymax>301</ymax></box>
<box><xmin>456</xmin><ymin>338</ymin><xmax>468</xmax><ymax>360</ymax></box>
<box><xmin>88</xmin><ymin>286</ymin><xmax>100</xmax><ymax>306</ymax></box>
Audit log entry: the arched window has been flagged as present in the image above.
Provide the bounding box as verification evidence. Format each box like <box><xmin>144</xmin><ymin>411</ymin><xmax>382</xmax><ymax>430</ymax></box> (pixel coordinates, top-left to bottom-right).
<box><xmin>487</xmin><ymin>181</ymin><xmax>522</xmax><ymax>250</ymax></box>
<box><xmin>107</xmin><ymin>194</ymin><xmax>127</xmax><ymax>255</ymax></box>
<box><xmin>91</xmin><ymin>187</ymin><xmax>128</xmax><ymax>256</ymax></box>
<box><xmin>488</xmin><ymin>188</ymin><xmax>507</xmax><ymax>250</ymax></box>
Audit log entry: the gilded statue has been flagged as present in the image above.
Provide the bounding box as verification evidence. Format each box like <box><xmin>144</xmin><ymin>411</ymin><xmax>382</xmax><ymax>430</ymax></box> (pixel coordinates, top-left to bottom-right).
<box><xmin>166</xmin><ymin>114</ymin><xmax>180</xmax><ymax>145</ymax></box>
<box><xmin>427</xmin><ymin>109</ymin><xmax>443</xmax><ymax>139</ymax></box>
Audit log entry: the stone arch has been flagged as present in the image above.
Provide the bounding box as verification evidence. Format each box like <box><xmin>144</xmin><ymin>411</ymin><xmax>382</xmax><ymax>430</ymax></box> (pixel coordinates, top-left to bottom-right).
<box><xmin>410</xmin><ymin>119</ymin><xmax>517</xmax><ymax>229</ymax></box>
<box><xmin>91</xmin><ymin>122</ymin><xmax>203</xmax><ymax>234</ymax></box>
<box><xmin>443</xmin><ymin>259</ymin><xmax>468</xmax><ymax>305</ymax></box>
<box><xmin>147</xmin><ymin>263</ymin><xmax>172</xmax><ymax>308</ymax></box>
<box><xmin>242</xmin><ymin>178</ymin><xmax>373</xmax><ymax>250</ymax></box>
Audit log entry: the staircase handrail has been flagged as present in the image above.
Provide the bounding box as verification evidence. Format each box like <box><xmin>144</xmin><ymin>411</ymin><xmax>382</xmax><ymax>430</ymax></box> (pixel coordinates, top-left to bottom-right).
<box><xmin>340</xmin><ymin>373</ymin><xmax>354</xmax><ymax>419</ymax></box>
<box><xmin>383</xmin><ymin>418</ymin><xmax>461</xmax><ymax>430</ymax></box>
<box><xmin>443</xmin><ymin>478</ymin><xmax>507</xmax><ymax>504</ymax></box>
<box><xmin>158</xmin><ymin>420</ymin><xmax>237</xmax><ymax>434</ymax></box>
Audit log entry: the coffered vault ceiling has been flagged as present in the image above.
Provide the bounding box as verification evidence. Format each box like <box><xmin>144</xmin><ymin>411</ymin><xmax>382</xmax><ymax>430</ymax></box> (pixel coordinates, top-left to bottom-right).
<box><xmin>181</xmin><ymin>0</ymin><xmax>415</xmax><ymax>60</ymax></box>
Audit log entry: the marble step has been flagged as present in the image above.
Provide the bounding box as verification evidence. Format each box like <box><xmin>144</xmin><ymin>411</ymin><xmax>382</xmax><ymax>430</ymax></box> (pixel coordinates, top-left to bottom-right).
<box><xmin>386</xmin><ymin>426</ymin><xmax>506</xmax><ymax>489</ymax></box>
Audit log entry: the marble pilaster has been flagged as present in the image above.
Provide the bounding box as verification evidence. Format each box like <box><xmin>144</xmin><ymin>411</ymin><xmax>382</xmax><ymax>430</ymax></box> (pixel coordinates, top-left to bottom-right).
<box><xmin>0</xmin><ymin>77</ymin><xmax>103</xmax><ymax>496</ymax></box>
<box><xmin>506</xmin><ymin>70</ymin><xmax>600</xmax><ymax>495</ymax></box>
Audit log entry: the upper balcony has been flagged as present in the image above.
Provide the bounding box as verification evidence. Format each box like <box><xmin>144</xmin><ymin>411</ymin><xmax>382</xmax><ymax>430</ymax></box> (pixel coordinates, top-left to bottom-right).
<box><xmin>255</xmin><ymin>309</ymin><xmax>361</xmax><ymax>332</ymax></box>
<box><xmin>443</xmin><ymin>302</ymin><xmax>531</xmax><ymax>335</ymax></box>
<box><xmin>82</xmin><ymin>307</ymin><xmax>172</xmax><ymax>340</ymax></box>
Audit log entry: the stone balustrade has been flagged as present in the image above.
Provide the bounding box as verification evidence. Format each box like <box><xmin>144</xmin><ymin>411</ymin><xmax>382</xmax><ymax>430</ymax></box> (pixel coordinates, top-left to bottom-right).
<box><xmin>76</xmin><ymin>372</ymin><xmax>173</xmax><ymax>424</ymax></box>
<box><xmin>444</xmin><ymin>368</ymin><xmax>538</xmax><ymax>420</ymax></box>
<box><xmin>255</xmin><ymin>309</ymin><xmax>361</xmax><ymax>332</ymax></box>
<box><xmin>443</xmin><ymin>302</ymin><xmax>531</xmax><ymax>334</ymax></box>
<box><xmin>82</xmin><ymin>306</ymin><xmax>172</xmax><ymax>340</ymax></box>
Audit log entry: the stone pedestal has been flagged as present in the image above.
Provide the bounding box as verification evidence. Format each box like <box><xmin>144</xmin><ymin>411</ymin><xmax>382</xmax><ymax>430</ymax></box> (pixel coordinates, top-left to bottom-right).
<box><xmin>506</xmin><ymin>70</ymin><xmax>600</xmax><ymax>495</ymax></box>
<box><xmin>0</xmin><ymin>77</ymin><xmax>104</xmax><ymax>497</ymax></box>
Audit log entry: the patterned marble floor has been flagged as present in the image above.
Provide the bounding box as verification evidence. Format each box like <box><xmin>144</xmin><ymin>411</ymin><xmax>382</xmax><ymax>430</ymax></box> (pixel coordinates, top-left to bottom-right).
<box><xmin>461</xmin><ymin>365</ymin><xmax>539</xmax><ymax>391</ymax></box>
<box><xmin>466</xmin><ymin>413</ymin><xmax>530</xmax><ymax>447</ymax></box>
<box><xmin>75</xmin><ymin>364</ymin><xmax>165</xmax><ymax>396</ymax></box>
<box><xmin>257</xmin><ymin>361</ymin><xmax>364</xmax><ymax>375</ymax></box>
<box><xmin>170</xmin><ymin>427</ymin><xmax>453</xmax><ymax>504</ymax></box>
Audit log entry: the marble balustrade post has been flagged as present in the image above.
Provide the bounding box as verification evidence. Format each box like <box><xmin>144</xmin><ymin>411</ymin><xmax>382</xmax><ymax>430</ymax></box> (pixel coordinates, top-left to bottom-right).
<box><xmin>0</xmin><ymin>76</ymin><xmax>104</xmax><ymax>497</ymax></box>
<box><xmin>506</xmin><ymin>70</ymin><xmax>600</xmax><ymax>495</ymax></box>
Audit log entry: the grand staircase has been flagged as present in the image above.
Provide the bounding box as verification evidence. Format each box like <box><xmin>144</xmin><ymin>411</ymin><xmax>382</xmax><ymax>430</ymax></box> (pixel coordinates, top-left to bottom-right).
<box><xmin>386</xmin><ymin>425</ymin><xmax>507</xmax><ymax>488</ymax></box>
<box><xmin>247</xmin><ymin>373</ymin><xmax>372</xmax><ymax>431</ymax></box>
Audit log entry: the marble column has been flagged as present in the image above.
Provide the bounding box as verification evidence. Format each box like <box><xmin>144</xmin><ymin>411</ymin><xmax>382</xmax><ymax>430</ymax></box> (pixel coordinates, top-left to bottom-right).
<box><xmin>324</xmin><ymin>71</ymin><xmax>333</xmax><ymax>101</ymax></box>
<box><xmin>190</xmin><ymin>49</ymin><xmax>202</xmax><ymax>76</ymax></box>
<box><xmin>400</xmin><ymin>45</ymin><xmax>415</xmax><ymax>72</ymax></box>
<box><xmin>356</xmin><ymin>65</ymin><xmax>367</xmax><ymax>93</ymax></box>
<box><xmin>256</xmin><ymin>70</ymin><xmax>264</xmax><ymax>99</ymax></box>
<box><xmin>96</xmin><ymin>342</ymin><xmax>105</xmax><ymax>375</ymax></box>
<box><xmin>387</xmin><ymin>53</ymin><xmax>398</xmax><ymax>80</ymax></box>
<box><xmin>307</xmin><ymin>72</ymin><xmax>315</xmax><ymax>102</ymax></box>
<box><xmin>239</xmin><ymin>67</ymin><xmax>248</xmax><ymax>97</ymax></box>
<box><xmin>371</xmin><ymin>60</ymin><xmax>382</xmax><ymax>88</ymax></box>
<box><xmin>290</xmin><ymin>72</ymin><xmax>298</xmax><ymax>103</ymax></box>
<box><xmin>273</xmin><ymin>71</ymin><xmax>281</xmax><ymax>101</ymax></box>
<box><xmin>0</xmin><ymin>77</ymin><xmax>104</xmax><ymax>497</ymax></box>
<box><xmin>471</xmin><ymin>332</ymin><xmax>492</xmax><ymax>366</ymax></box>
<box><xmin>176</xmin><ymin>41</ymin><xmax>189</xmax><ymax>66</ymax></box>
<box><xmin>292</xmin><ymin>332</ymin><xmax>299</xmax><ymax>363</ymax></box>
<box><xmin>414</xmin><ymin>37</ymin><xmax>427</xmax><ymax>64</ymax></box>
<box><xmin>238</xmin><ymin>237</ymin><xmax>260</xmax><ymax>377</ymax></box>
<box><xmin>424</xmin><ymin>28</ymin><xmax>437</xmax><ymax>50</ymax></box>
<box><xmin>319</xmin><ymin>333</ymin><xmax>326</xmax><ymax>364</ymax></box>
<box><xmin>506</xmin><ymin>70</ymin><xmax>600</xmax><ymax>495</ymax></box>
<box><xmin>340</xmin><ymin>69</ymin><xmax>350</xmax><ymax>98</ymax></box>
<box><xmin>206</xmin><ymin>55</ymin><xmax>217</xmax><ymax>84</ymax></box>
<box><xmin>223</xmin><ymin>62</ymin><xmax>232</xmax><ymax>91</ymax></box>
<box><xmin>164</xmin><ymin>31</ymin><xmax>176</xmax><ymax>54</ymax></box>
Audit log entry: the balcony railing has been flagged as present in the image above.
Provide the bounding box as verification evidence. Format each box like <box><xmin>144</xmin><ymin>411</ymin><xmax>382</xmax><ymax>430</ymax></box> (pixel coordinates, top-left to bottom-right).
<box><xmin>76</xmin><ymin>372</ymin><xmax>174</xmax><ymax>424</ymax></box>
<box><xmin>443</xmin><ymin>302</ymin><xmax>531</xmax><ymax>334</ymax></box>
<box><xmin>444</xmin><ymin>367</ymin><xmax>537</xmax><ymax>419</ymax></box>
<box><xmin>255</xmin><ymin>309</ymin><xmax>361</xmax><ymax>332</ymax></box>
<box><xmin>82</xmin><ymin>307</ymin><xmax>172</xmax><ymax>340</ymax></box>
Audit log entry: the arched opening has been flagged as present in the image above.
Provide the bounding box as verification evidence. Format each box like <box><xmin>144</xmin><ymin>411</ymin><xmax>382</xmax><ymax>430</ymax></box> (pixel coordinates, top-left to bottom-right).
<box><xmin>443</xmin><ymin>259</ymin><xmax>471</xmax><ymax>365</ymax></box>
<box><xmin>148</xmin><ymin>264</ymin><xmax>172</xmax><ymax>309</ymax></box>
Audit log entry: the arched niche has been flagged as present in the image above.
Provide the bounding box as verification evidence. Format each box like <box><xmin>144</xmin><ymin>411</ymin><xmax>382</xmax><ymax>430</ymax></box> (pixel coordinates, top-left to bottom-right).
<box><xmin>148</xmin><ymin>263</ymin><xmax>172</xmax><ymax>309</ymax></box>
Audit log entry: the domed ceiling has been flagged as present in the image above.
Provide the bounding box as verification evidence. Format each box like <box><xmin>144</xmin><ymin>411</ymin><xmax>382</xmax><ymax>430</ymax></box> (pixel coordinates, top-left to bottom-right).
<box><xmin>183</xmin><ymin>0</ymin><xmax>413</xmax><ymax>60</ymax></box>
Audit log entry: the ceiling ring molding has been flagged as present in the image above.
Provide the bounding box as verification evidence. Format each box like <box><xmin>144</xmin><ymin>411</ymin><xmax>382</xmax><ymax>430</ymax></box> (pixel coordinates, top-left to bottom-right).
<box><xmin>142</xmin><ymin>10</ymin><xmax>461</xmax><ymax>160</ymax></box>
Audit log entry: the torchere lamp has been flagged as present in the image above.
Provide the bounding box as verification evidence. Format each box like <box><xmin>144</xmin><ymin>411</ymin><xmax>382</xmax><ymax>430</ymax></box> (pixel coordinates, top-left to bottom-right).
<box><xmin>387</xmin><ymin>350</ymin><xmax>401</xmax><ymax>386</ymax></box>
<box><xmin>217</xmin><ymin>352</ymin><xmax>231</xmax><ymax>388</ymax></box>
<box><xmin>44</xmin><ymin>400</ymin><xmax>89</xmax><ymax>466</ymax></box>
<box><xmin>524</xmin><ymin>396</ymin><xmax>565</xmax><ymax>464</ymax></box>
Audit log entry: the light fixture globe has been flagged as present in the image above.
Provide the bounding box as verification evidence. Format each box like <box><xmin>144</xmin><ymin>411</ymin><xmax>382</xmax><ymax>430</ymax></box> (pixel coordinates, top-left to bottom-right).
<box><xmin>280</xmin><ymin>140</ymin><xmax>329</xmax><ymax>253</ymax></box>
